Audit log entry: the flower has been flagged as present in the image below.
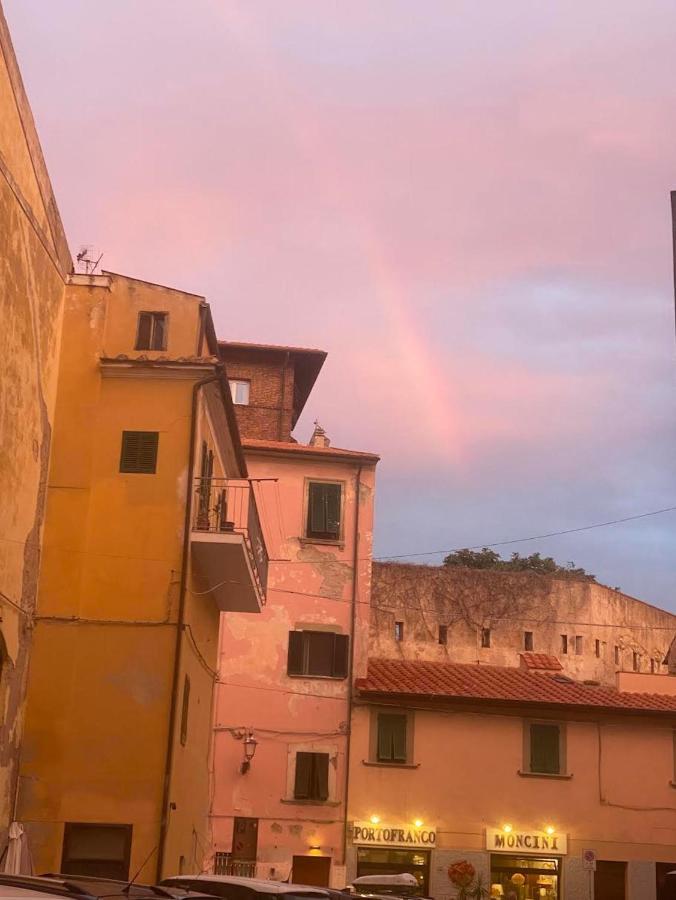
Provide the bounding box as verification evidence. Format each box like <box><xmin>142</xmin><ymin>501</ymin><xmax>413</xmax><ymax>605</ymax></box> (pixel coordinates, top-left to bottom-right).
<box><xmin>448</xmin><ymin>860</ymin><xmax>477</xmax><ymax>888</ymax></box>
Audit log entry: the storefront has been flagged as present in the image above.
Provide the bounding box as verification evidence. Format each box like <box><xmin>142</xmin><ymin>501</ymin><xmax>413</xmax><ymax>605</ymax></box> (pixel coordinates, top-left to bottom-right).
<box><xmin>486</xmin><ymin>828</ymin><xmax>566</xmax><ymax>899</ymax></box>
<box><xmin>351</xmin><ymin>822</ymin><xmax>437</xmax><ymax>896</ymax></box>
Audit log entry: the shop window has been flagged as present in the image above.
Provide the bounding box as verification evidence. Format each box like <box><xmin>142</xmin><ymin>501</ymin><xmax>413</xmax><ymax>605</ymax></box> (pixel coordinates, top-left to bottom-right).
<box><xmin>525</xmin><ymin>721</ymin><xmax>563</xmax><ymax>775</ymax></box>
<box><xmin>524</xmin><ymin>631</ymin><xmax>533</xmax><ymax>651</ymax></box>
<box><xmin>561</xmin><ymin>635</ymin><xmax>568</xmax><ymax>655</ymax></box>
<box><xmin>394</xmin><ymin>621</ymin><xmax>404</xmax><ymax>642</ymax></box>
<box><xmin>491</xmin><ymin>854</ymin><xmax>560</xmax><ymax>900</ymax></box>
<box><xmin>376</xmin><ymin>713</ymin><xmax>408</xmax><ymax>764</ymax></box>
<box><xmin>119</xmin><ymin>431</ymin><xmax>158</xmax><ymax>474</ymax></box>
<box><xmin>306</xmin><ymin>482</ymin><xmax>342</xmax><ymax>541</ymax></box>
<box><xmin>357</xmin><ymin>847</ymin><xmax>430</xmax><ymax>896</ymax></box>
<box><xmin>180</xmin><ymin>675</ymin><xmax>190</xmax><ymax>746</ymax></box>
<box><xmin>135</xmin><ymin>311</ymin><xmax>167</xmax><ymax>350</ymax></box>
<box><xmin>481</xmin><ymin>627</ymin><xmax>491</xmax><ymax>648</ymax></box>
<box><xmin>287</xmin><ymin>631</ymin><xmax>348</xmax><ymax>679</ymax></box>
<box><xmin>293</xmin><ymin>752</ymin><xmax>329</xmax><ymax>802</ymax></box>
<box><xmin>229</xmin><ymin>379</ymin><xmax>250</xmax><ymax>406</ymax></box>
<box><xmin>438</xmin><ymin>625</ymin><xmax>448</xmax><ymax>646</ymax></box>
<box><xmin>61</xmin><ymin>823</ymin><xmax>132</xmax><ymax>880</ymax></box>
<box><xmin>575</xmin><ymin>635</ymin><xmax>583</xmax><ymax>655</ymax></box>
<box><xmin>594</xmin><ymin>860</ymin><xmax>626</xmax><ymax>900</ymax></box>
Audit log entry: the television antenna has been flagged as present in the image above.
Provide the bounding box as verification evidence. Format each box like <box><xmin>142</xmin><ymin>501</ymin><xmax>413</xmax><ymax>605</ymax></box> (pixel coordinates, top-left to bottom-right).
<box><xmin>75</xmin><ymin>245</ymin><xmax>103</xmax><ymax>275</ymax></box>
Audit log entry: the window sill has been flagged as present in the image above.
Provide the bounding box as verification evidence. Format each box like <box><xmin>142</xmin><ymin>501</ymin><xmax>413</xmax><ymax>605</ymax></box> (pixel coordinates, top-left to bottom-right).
<box><xmin>299</xmin><ymin>537</ymin><xmax>345</xmax><ymax>549</ymax></box>
<box><xmin>362</xmin><ymin>760</ymin><xmax>419</xmax><ymax>769</ymax></box>
<box><xmin>517</xmin><ymin>770</ymin><xmax>573</xmax><ymax>780</ymax></box>
<box><xmin>287</xmin><ymin>674</ymin><xmax>347</xmax><ymax>681</ymax></box>
<box><xmin>280</xmin><ymin>799</ymin><xmax>341</xmax><ymax>807</ymax></box>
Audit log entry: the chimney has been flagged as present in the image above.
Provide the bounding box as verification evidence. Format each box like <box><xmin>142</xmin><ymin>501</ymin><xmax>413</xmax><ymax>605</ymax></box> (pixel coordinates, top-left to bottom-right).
<box><xmin>308</xmin><ymin>421</ymin><xmax>330</xmax><ymax>448</ymax></box>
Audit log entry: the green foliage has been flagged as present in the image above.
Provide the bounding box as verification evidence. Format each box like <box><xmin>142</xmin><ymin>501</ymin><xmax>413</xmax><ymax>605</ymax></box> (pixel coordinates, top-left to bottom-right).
<box><xmin>443</xmin><ymin>548</ymin><xmax>596</xmax><ymax>582</ymax></box>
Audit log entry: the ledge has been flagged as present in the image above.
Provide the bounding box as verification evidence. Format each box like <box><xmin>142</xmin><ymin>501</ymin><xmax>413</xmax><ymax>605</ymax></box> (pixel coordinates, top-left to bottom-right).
<box><xmin>299</xmin><ymin>537</ymin><xmax>345</xmax><ymax>549</ymax></box>
<box><xmin>362</xmin><ymin>760</ymin><xmax>420</xmax><ymax>769</ymax></box>
<box><xmin>280</xmin><ymin>799</ymin><xmax>341</xmax><ymax>807</ymax></box>
<box><xmin>517</xmin><ymin>770</ymin><xmax>573</xmax><ymax>780</ymax></box>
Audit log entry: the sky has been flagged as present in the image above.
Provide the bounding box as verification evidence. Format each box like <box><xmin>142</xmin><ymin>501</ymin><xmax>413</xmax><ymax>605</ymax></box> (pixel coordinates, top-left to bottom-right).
<box><xmin>5</xmin><ymin>0</ymin><xmax>675</xmax><ymax>605</ymax></box>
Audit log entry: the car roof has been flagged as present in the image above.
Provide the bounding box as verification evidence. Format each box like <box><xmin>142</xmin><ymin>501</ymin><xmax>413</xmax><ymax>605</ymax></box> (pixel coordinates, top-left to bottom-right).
<box><xmin>162</xmin><ymin>878</ymin><xmax>327</xmax><ymax>897</ymax></box>
<box><xmin>0</xmin><ymin>875</ymin><xmax>167</xmax><ymax>900</ymax></box>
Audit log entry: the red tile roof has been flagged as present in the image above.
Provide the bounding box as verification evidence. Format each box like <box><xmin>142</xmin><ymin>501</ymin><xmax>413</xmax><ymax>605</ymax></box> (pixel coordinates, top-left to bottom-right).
<box><xmin>356</xmin><ymin>658</ymin><xmax>676</xmax><ymax>715</ymax></box>
<box><xmin>519</xmin><ymin>652</ymin><xmax>563</xmax><ymax>671</ymax></box>
<box><xmin>242</xmin><ymin>438</ymin><xmax>379</xmax><ymax>463</ymax></box>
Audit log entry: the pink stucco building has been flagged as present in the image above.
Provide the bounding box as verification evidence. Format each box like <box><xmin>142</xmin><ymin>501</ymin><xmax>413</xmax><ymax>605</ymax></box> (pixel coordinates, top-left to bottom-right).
<box><xmin>211</xmin><ymin>342</ymin><xmax>378</xmax><ymax>887</ymax></box>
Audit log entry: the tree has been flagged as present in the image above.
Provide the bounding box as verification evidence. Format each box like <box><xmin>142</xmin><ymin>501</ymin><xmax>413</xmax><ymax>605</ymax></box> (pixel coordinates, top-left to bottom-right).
<box><xmin>443</xmin><ymin>548</ymin><xmax>596</xmax><ymax>582</ymax></box>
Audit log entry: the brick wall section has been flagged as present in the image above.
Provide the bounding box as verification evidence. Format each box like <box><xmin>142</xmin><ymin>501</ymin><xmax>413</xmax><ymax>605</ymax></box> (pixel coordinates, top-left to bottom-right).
<box><xmin>222</xmin><ymin>347</ymin><xmax>295</xmax><ymax>441</ymax></box>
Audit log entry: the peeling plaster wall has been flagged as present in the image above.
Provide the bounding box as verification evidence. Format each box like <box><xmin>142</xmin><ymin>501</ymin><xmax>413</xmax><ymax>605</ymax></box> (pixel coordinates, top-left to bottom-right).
<box><xmin>371</xmin><ymin>563</ymin><xmax>676</xmax><ymax>684</ymax></box>
<box><xmin>0</xmin><ymin>2</ymin><xmax>70</xmax><ymax>843</ymax></box>
<box><xmin>212</xmin><ymin>449</ymin><xmax>376</xmax><ymax>884</ymax></box>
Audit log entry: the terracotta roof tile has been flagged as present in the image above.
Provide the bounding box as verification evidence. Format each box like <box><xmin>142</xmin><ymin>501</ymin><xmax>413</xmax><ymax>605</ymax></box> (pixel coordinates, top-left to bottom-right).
<box><xmin>519</xmin><ymin>652</ymin><xmax>563</xmax><ymax>671</ymax></box>
<box><xmin>242</xmin><ymin>438</ymin><xmax>379</xmax><ymax>462</ymax></box>
<box><xmin>356</xmin><ymin>658</ymin><xmax>676</xmax><ymax>715</ymax></box>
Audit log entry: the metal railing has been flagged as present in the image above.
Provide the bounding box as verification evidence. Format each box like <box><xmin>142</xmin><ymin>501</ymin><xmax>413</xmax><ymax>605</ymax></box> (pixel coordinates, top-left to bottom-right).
<box><xmin>213</xmin><ymin>853</ymin><xmax>257</xmax><ymax>877</ymax></box>
<box><xmin>193</xmin><ymin>477</ymin><xmax>268</xmax><ymax>599</ymax></box>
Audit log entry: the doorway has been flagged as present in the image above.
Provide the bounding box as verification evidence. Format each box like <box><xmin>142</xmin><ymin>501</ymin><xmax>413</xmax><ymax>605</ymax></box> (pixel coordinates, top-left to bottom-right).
<box><xmin>594</xmin><ymin>861</ymin><xmax>626</xmax><ymax>900</ymax></box>
<box><xmin>232</xmin><ymin>817</ymin><xmax>258</xmax><ymax>861</ymax></box>
<box><xmin>490</xmin><ymin>854</ymin><xmax>559</xmax><ymax>899</ymax></box>
<box><xmin>292</xmin><ymin>855</ymin><xmax>331</xmax><ymax>887</ymax></box>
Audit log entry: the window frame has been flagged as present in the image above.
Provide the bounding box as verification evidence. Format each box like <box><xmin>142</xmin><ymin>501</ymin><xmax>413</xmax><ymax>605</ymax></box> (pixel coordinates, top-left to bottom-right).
<box><xmin>61</xmin><ymin>822</ymin><xmax>133</xmax><ymax>881</ymax></box>
<box><xmin>481</xmin><ymin>627</ymin><xmax>491</xmax><ymax>649</ymax></box>
<box><xmin>368</xmin><ymin>707</ymin><xmax>415</xmax><ymax>767</ymax></box>
<box><xmin>285</xmin><ymin>745</ymin><xmax>337</xmax><ymax>805</ymax></box>
<box><xmin>229</xmin><ymin>379</ymin><xmax>251</xmax><ymax>406</ymax></box>
<box><xmin>119</xmin><ymin>430</ymin><xmax>159</xmax><ymax>474</ymax></box>
<box><xmin>522</xmin><ymin>719</ymin><xmax>567</xmax><ymax>777</ymax></box>
<box><xmin>524</xmin><ymin>631</ymin><xmax>534</xmax><ymax>651</ymax></box>
<box><xmin>561</xmin><ymin>634</ymin><xmax>568</xmax><ymax>655</ymax></box>
<box><xmin>135</xmin><ymin>311</ymin><xmax>168</xmax><ymax>351</ymax></box>
<box><xmin>438</xmin><ymin>624</ymin><xmax>448</xmax><ymax>646</ymax></box>
<box><xmin>286</xmin><ymin>629</ymin><xmax>349</xmax><ymax>680</ymax></box>
<box><xmin>303</xmin><ymin>478</ymin><xmax>345</xmax><ymax>544</ymax></box>
<box><xmin>394</xmin><ymin>621</ymin><xmax>404</xmax><ymax>642</ymax></box>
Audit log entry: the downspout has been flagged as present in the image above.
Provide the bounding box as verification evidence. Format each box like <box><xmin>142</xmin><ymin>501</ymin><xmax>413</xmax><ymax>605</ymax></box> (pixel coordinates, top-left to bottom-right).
<box><xmin>342</xmin><ymin>465</ymin><xmax>363</xmax><ymax>868</ymax></box>
<box><xmin>156</xmin><ymin>365</ymin><xmax>223</xmax><ymax>881</ymax></box>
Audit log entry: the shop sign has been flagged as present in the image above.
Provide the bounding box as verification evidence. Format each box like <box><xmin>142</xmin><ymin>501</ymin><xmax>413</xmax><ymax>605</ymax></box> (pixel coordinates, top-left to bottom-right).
<box><xmin>352</xmin><ymin>822</ymin><xmax>436</xmax><ymax>848</ymax></box>
<box><xmin>486</xmin><ymin>828</ymin><xmax>567</xmax><ymax>855</ymax></box>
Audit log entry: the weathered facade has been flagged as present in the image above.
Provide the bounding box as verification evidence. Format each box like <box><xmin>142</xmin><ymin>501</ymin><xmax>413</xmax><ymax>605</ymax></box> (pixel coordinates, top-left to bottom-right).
<box><xmin>0</xmin><ymin>2</ymin><xmax>72</xmax><ymax>845</ymax></box>
<box><xmin>371</xmin><ymin>563</ymin><xmax>676</xmax><ymax>685</ymax></box>
<box><xmin>211</xmin><ymin>343</ymin><xmax>378</xmax><ymax>888</ymax></box>
<box><xmin>16</xmin><ymin>274</ymin><xmax>266</xmax><ymax>880</ymax></box>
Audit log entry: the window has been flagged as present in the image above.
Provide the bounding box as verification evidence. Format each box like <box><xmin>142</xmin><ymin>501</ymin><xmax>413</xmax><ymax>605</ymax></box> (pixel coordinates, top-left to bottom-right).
<box><xmin>438</xmin><ymin>625</ymin><xmax>448</xmax><ymax>646</ymax></box>
<box><xmin>651</xmin><ymin>658</ymin><xmax>657</xmax><ymax>674</ymax></box>
<box><xmin>293</xmin><ymin>752</ymin><xmax>329</xmax><ymax>801</ymax></box>
<box><xmin>561</xmin><ymin>635</ymin><xmax>568</xmax><ymax>655</ymax></box>
<box><xmin>595</xmin><ymin>861</ymin><xmax>626</xmax><ymax>900</ymax></box>
<box><xmin>135</xmin><ymin>311</ymin><xmax>167</xmax><ymax>350</ymax></box>
<box><xmin>527</xmin><ymin>722</ymin><xmax>562</xmax><ymax>775</ymax></box>
<box><xmin>377</xmin><ymin>713</ymin><xmax>408</xmax><ymax>763</ymax></box>
<box><xmin>287</xmin><ymin>631</ymin><xmax>348</xmax><ymax>679</ymax></box>
<box><xmin>633</xmin><ymin>651</ymin><xmax>640</xmax><ymax>672</ymax></box>
<box><xmin>229</xmin><ymin>379</ymin><xmax>250</xmax><ymax>406</ymax></box>
<box><xmin>595</xmin><ymin>639</ymin><xmax>601</xmax><ymax>658</ymax></box>
<box><xmin>61</xmin><ymin>823</ymin><xmax>132</xmax><ymax>880</ymax></box>
<box><xmin>524</xmin><ymin>631</ymin><xmax>534</xmax><ymax>651</ymax></box>
<box><xmin>614</xmin><ymin>645</ymin><xmax>620</xmax><ymax>665</ymax></box>
<box><xmin>306</xmin><ymin>482</ymin><xmax>342</xmax><ymax>541</ymax></box>
<box><xmin>180</xmin><ymin>675</ymin><xmax>190</xmax><ymax>746</ymax></box>
<box><xmin>394</xmin><ymin>622</ymin><xmax>404</xmax><ymax>642</ymax></box>
<box><xmin>481</xmin><ymin>627</ymin><xmax>491</xmax><ymax>648</ymax></box>
<box><xmin>575</xmin><ymin>636</ymin><xmax>583</xmax><ymax>655</ymax></box>
<box><xmin>119</xmin><ymin>431</ymin><xmax>159</xmax><ymax>474</ymax></box>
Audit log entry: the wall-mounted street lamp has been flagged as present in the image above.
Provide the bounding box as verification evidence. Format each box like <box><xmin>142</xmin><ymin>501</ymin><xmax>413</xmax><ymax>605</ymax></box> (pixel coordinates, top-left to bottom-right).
<box><xmin>240</xmin><ymin>731</ymin><xmax>258</xmax><ymax>774</ymax></box>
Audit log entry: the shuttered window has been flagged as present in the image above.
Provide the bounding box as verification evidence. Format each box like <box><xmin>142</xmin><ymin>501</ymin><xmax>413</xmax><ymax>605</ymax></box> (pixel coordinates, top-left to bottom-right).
<box><xmin>306</xmin><ymin>482</ymin><xmax>342</xmax><ymax>541</ymax></box>
<box><xmin>377</xmin><ymin>713</ymin><xmax>408</xmax><ymax>763</ymax></box>
<box><xmin>529</xmin><ymin>723</ymin><xmax>561</xmax><ymax>774</ymax></box>
<box><xmin>293</xmin><ymin>752</ymin><xmax>329</xmax><ymax>801</ymax></box>
<box><xmin>135</xmin><ymin>312</ymin><xmax>168</xmax><ymax>350</ymax></box>
<box><xmin>119</xmin><ymin>431</ymin><xmax>159</xmax><ymax>474</ymax></box>
<box><xmin>287</xmin><ymin>631</ymin><xmax>349</xmax><ymax>679</ymax></box>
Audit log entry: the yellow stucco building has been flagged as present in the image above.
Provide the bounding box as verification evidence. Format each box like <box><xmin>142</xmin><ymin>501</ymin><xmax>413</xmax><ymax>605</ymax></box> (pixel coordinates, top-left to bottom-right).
<box><xmin>16</xmin><ymin>272</ymin><xmax>268</xmax><ymax>880</ymax></box>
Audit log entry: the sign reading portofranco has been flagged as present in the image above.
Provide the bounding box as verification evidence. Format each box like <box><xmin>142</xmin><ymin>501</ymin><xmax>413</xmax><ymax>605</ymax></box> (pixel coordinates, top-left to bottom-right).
<box><xmin>486</xmin><ymin>828</ymin><xmax>568</xmax><ymax>855</ymax></box>
<box><xmin>353</xmin><ymin>822</ymin><xmax>436</xmax><ymax>848</ymax></box>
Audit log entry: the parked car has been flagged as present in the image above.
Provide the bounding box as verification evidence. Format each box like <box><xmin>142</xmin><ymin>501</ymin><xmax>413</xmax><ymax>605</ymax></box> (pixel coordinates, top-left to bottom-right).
<box><xmin>0</xmin><ymin>875</ymin><xmax>171</xmax><ymax>900</ymax></box>
<box><xmin>160</xmin><ymin>875</ymin><xmax>329</xmax><ymax>900</ymax></box>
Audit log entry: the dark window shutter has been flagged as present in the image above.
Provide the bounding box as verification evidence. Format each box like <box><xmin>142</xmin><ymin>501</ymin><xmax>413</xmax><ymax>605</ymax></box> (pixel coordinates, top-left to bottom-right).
<box><xmin>136</xmin><ymin>313</ymin><xmax>152</xmax><ymax>350</ymax></box>
<box><xmin>324</xmin><ymin>484</ymin><xmax>341</xmax><ymax>536</ymax></box>
<box><xmin>307</xmin><ymin>483</ymin><xmax>342</xmax><ymax>540</ymax></box>
<box><xmin>530</xmin><ymin>723</ymin><xmax>560</xmax><ymax>774</ymax></box>
<box><xmin>307</xmin><ymin>631</ymin><xmax>335</xmax><ymax>677</ymax></box>
<box><xmin>119</xmin><ymin>431</ymin><xmax>159</xmax><ymax>474</ymax></box>
<box><xmin>332</xmin><ymin>634</ymin><xmax>349</xmax><ymax>678</ymax></box>
<box><xmin>294</xmin><ymin>752</ymin><xmax>312</xmax><ymax>799</ymax></box>
<box><xmin>152</xmin><ymin>314</ymin><xmax>167</xmax><ymax>350</ymax></box>
<box><xmin>287</xmin><ymin>632</ymin><xmax>304</xmax><ymax>676</ymax></box>
<box><xmin>313</xmin><ymin>753</ymin><xmax>329</xmax><ymax>801</ymax></box>
<box><xmin>308</xmin><ymin>484</ymin><xmax>327</xmax><ymax>536</ymax></box>
<box><xmin>377</xmin><ymin>714</ymin><xmax>407</xmax><ymax>762</ymax></box>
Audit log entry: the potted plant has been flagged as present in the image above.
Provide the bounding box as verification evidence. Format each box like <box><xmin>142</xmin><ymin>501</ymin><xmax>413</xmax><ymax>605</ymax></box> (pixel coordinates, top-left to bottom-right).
<box><xmin>448</xmin><ymin>861</ymin><xmax>488</xmax><ymax>900</ymax></box>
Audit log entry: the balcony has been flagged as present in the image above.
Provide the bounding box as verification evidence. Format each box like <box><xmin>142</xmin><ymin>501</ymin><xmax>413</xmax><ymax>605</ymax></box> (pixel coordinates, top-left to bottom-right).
<box><xmin>190</xmin><ymin>477</ymin><xmax>268</xmax><ymax>613</ymax></box>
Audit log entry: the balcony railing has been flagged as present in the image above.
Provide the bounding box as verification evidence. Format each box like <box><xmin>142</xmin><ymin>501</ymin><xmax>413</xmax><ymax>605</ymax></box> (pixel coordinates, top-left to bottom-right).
<box><xmin>213</xmin><ymin>853</ymin><xmax>257</xmax><ymax>877</ymax></box>
<box><xmin>193</xmin><ymin>477</ymin><xmax>268</xmax><ymax>601</ymax></box>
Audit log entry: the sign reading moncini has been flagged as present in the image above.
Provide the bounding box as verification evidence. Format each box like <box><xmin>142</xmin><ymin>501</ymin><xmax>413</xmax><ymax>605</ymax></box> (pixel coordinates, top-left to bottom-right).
<box><xmin>352</xmin><ymin>822</ymin><xmax>437</xmax><ymax>848</ymax></box>
<box><xmin>486</xmin><ymin>828</ymin><xmax>568</xmax><ymax>855</ymax></box>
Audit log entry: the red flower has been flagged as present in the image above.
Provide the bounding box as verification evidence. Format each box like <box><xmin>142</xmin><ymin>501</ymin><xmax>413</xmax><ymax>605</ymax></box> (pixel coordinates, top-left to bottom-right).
<box><xmin>448</xmin><ymin>860</ymin><xmax>476</xmax><ymax>888</ymax></box>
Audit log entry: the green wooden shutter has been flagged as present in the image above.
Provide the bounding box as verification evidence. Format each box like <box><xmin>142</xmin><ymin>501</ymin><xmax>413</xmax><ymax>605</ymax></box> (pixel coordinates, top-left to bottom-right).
<box><xmin>377</xmin><ymin>714</ymin><xmax>407</xmax><ymax>762</ymax></box>
<box><xmin>119</xmin><ymin>431</ymin><xmax>159</xmax><ymax>474</ymax></box>
<box><xmin>294</xmin><ymin>752</ymin><xmax>312</xmax><ymax>799</ymax></box>
<box><xmin>308</xmin><ymin>483</ymin><xmax>327</xmax><ymax>536</ymax></box>
<box><xmin>324</xmin><ymin>484</ymin><xmax>341</xmax><ymax>536</ymax></box>
<box><xmin>332</xmin><ymin>634</ymin><xmax>349</xmax><ymax>678</ymax></box>
<box><xmin>307</xmin><ymin>483</ymin><xmax>342</xmax><ymax>539</ymax></box>
<box><xmin>287</xmin><ymin>631</ymin><xmax>304</xmax><ymax>675</ymax></box>
<box><xmin>313</xmin><ymin>753</ymin><xmax>329</xmax><ymax>801</ymax></box>
<box><xmin>530</xmin><ymin>723</ymin><xmax>560</xmax><ymax>774</ymax></box>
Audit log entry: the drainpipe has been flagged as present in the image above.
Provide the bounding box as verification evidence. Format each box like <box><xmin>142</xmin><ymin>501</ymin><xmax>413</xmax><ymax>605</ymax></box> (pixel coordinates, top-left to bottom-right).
<box><xmin>342</xmin><ymin>465</ymin><xmax>363</xmax><ymax>869</ymax></box>
<box><xmin>156</xmin><ymin>366</ymin><xmax>222</xmax><ymax>881</ymax></box>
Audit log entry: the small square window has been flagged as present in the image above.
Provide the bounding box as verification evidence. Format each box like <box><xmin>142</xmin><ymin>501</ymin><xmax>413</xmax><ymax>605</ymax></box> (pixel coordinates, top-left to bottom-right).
<box><xmin>481</xmin><ymin>627</ymin><xmax>491</xmax><ymax>648</ymax></box>
<box><xmin>287</xmin><ymin>631</ymin><xmax>349</xmax><ymax>679</ymax></box>
<box><xmin>62</xmin><ymin>823</ymin><xmax>132</xmax><ymax>880</ymax></box>
<box><xmin>528</xmin><ymin>722</ymin><xmax>562</xmax><ymax>775</ymax></box>
<box><xmin>293</xmin><ymin>752</ymin><xmax>329</xmax><ymax>801</ymax></box>
<box><xmin>135</xmin><ymin>312</ymin><xmax>167</xmax><ymax>350</ymax></box>
<box><xmin>119</xmin><ymin>431</ymin><xmax>158</xmax><ymax>474</ymax></box>
<box><xmin>575</xmin><ymin>636</ymin><xmax>583</xmax><ymax>656</ymax></box>
<box><xmin>394</xmin><ymin>621</ymin><xmax>404</xmax><ymax>642</ymax></box>
<box><xmin>561</xmin><ymin>635</ymin><xmax>568</xmax><ymax>655</ymax></box>
<box><xmin>229</xmin><ymin>379</ymin><xmax>250</xmax><ymax>406</ymax></box>
<box><xmin>306</xmin><ymin>482</ymin><xmax>342</xmax><ymax>541</ymax></box>
<box><xmin>524</xmin><ymin>631</ymin><xmax>534</xmax><ymax>651</ymax></box>
<box><xmin>438</xmin><ymin>625</ymin><xmax>448</xmax><ymax>646</ymax></box>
